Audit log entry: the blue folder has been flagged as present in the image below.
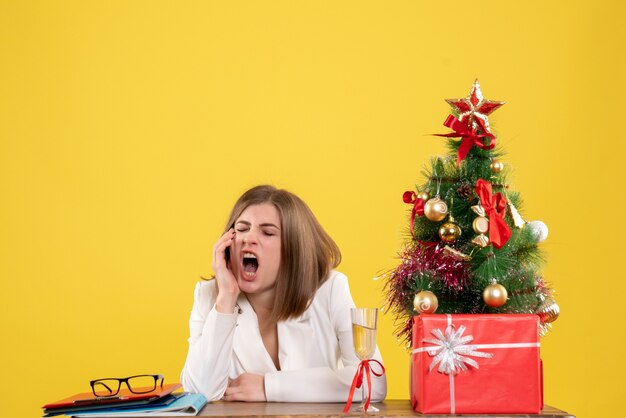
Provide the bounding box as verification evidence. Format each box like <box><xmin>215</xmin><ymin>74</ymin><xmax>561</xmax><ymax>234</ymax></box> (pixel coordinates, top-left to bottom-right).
<box><xmin>66</xmin><ymin>393</ymin><xmax>207</xmax><ymax>417</ymax></box>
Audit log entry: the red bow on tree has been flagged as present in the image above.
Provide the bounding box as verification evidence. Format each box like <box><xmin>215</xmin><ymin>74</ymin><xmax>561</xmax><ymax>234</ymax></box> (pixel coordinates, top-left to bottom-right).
<box><xmin>343</xmin><ymin>359</ymin><xmax>385</xmax><ymax>413</ymax></box>
<box><xmin>403</xmin><ymin>191</ymin><xmax>425</xmax><ymax>236</ymax></box>
<box><xmin>476</xmin><ymin>179</ymin><xmax>511</xmax><ymax>249</ymax></box>
<box><xmin>435</xmin><ymin>115</ymin><xmax>496</xmax><ymax>166</ymax></box>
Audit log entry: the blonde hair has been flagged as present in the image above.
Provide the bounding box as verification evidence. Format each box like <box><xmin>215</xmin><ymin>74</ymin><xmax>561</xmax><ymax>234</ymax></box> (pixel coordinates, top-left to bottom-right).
<box><xmin>223</xmin><ymin>185</ymin><xmax>341</xmax><ymax>321</ymax></box>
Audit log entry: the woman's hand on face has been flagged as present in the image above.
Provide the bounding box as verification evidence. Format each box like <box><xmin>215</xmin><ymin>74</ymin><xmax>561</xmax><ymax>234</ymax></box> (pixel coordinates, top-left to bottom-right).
<box><xmin>213</xmin><ymin>228</ymin><xmax>240</xmax><ymax>313</ymax></box>
<box><xmin>223</xmin><ymin>373</ymin><xmax>266</xmax><ymax>402</ymax></box>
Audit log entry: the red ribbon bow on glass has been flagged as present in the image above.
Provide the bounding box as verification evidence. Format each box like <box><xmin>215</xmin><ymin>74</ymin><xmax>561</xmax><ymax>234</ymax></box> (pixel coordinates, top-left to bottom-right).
<box><xmin>475</xmin><ymin>179</ymin><xmax>511</xmax><ymax>249</ymax></box>
<box><xmin>343</xmin><ymin>359</ymin><xmax>385</xmax><ymax>413</ymax></box>
<box><xmin>403</xmin><ymin>191</ymin><xmax>425</xmax><ymax>236</ymax></box>
<box><xmin>435</xmin><ymin>115</ymin><xmax>496</xmax><ymax>166</ymax></box>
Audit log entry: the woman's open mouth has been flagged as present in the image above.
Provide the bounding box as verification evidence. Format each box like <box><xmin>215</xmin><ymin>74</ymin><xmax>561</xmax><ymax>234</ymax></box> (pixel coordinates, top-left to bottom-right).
<box><xmin>242</xmin><ymin>252</ymin><xmax>259</xmax><ymax>280</ymax></box>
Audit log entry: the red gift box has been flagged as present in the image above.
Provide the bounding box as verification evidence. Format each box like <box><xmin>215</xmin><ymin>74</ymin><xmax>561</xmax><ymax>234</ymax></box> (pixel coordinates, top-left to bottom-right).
<box><xmin>410</xmin><ymin>314</ymin><xmax>543</xmax><ymax>414</ymax></box>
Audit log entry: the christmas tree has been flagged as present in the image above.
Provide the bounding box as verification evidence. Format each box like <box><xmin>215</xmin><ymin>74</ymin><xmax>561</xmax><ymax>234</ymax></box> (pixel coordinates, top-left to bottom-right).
<box><xmin>383</xmin><ymin>80</ymin><xmax>560</xmax><ymax>347</ymax></box>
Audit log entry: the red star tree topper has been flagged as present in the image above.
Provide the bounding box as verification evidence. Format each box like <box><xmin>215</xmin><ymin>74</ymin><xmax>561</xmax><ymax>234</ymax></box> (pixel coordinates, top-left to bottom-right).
<box><xmin>445</xmin><ymin>79</ymin><xmax>505</xmax><ymax>134</ymax></box>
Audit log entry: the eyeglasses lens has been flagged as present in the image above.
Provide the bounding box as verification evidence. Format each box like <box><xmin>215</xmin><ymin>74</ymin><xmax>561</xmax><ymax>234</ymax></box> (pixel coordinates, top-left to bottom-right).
<box><xmin>126</xmin><ymin>375</ymin><xmax>158</xmax><ymax>393</ymax></box>
<box><xmin>92</xmin><ymin>379</ymin><xmax>121</xmax><ymax>397</ymax></box>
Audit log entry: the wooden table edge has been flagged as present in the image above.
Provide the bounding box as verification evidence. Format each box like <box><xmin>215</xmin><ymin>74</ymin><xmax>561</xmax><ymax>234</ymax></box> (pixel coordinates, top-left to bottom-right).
<box><xmin>189</xmin><ymin>399</ymin><xmax>574</xmax><ymax>418</ymax></box>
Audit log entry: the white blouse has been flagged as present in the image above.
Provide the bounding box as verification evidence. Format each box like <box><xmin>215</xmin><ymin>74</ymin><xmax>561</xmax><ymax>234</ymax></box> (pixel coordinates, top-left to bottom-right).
<box><xmin>180</xmin><ymin>271</ymin><xmax>387</xmax><ymax>402</ymax></box>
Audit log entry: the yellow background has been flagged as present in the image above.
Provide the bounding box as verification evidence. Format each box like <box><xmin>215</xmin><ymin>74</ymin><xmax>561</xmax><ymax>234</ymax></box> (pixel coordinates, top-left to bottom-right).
<box><xmin>1</xmin><ymin>1</ymin><xmax>624</xmax><ymax>417</ymax></box>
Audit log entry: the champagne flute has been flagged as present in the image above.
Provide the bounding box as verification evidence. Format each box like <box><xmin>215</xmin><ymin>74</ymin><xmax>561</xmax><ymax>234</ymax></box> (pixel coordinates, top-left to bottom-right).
<box><xmin>351</xmin><ymin>307</ymin><xmax>378</xmax><ymax>412</ymax></box>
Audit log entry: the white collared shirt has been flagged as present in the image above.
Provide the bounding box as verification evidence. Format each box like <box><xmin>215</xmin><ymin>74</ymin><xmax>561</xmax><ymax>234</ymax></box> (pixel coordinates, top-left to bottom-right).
<box><xmin>180</xmin><ymin>271</ymin><xmax>387</xmax><ymax>402</ymax></box>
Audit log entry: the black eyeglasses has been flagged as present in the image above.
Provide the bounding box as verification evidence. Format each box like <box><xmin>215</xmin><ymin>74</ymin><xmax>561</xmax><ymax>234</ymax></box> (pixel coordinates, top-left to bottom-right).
<box><xmin>90</xmin><ymin>374</ymin><xmax>164</xmax><ymax>397</ymax></box>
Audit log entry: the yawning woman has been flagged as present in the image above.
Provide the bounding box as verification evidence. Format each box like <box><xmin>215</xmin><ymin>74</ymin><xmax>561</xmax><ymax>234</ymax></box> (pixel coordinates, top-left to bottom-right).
<box><xmin>180</xmin><ymin>185</ymin><xmax>387</xmax><ymax>403</ymax></box>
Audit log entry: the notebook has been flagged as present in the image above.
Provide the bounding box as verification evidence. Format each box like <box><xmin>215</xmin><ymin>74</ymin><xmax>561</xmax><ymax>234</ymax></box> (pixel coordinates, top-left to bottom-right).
<box><xmin>42</xmin><ymin>383</ymin><xmax>182</xmax><ymax>412</ymax></box>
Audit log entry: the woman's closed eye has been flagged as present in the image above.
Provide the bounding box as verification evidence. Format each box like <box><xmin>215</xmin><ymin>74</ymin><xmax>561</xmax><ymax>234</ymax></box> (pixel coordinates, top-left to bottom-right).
<box><xmin>234</xmin><ymin>228</ymin><xmax>275</xmax><ymax>236</ymax></box>
<box><xmin>234</xmin><ymin>220</ymin><xmax>280</xmax><ymax>236</ymax></box>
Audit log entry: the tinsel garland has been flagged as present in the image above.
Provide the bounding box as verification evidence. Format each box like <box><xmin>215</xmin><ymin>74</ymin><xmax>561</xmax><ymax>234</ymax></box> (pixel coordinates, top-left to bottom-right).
<box><xmin>382</xmin><ymin>241</ymin><xmax>471</xmax><ymax>347</ymax></box>
<box><xmin>382</xmin><ymin>242</ymin><xmax>557</xmax><ymax>345</ymax></box>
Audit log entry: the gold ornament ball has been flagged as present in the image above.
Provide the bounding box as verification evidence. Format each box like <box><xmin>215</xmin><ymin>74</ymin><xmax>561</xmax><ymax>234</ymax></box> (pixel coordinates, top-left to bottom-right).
<box><xmin>537</xmin><ymin>298</ymin><xmax>560</xmax><ymax>323</ymax></box>
<box><xmin>424</xmin><ymin>197</ymin><xmax>448</xmax><ymax>222</ymax></box>
<box><xmin>439</xmin><ymin>222</ymin><xmax>462</xmax><ymax>243</ymax></box>
<box><xmin>490</xmin><ymin>160</ymin><xmax>504</xmax><ymax>173</ymax></box>
<box><xmin>413</xmin><ymin>290</ymin><xmax>439</xmax><ymax>314</ymax></box>
<box><xmin>483</xmin><ymin>283</ymin><xmax>508</xmax><ymax>307</ymax></box>
<box><xmin>417</xmin><ymin>191</ymin><xmax>430</xmax><ymax>202</ymax></box>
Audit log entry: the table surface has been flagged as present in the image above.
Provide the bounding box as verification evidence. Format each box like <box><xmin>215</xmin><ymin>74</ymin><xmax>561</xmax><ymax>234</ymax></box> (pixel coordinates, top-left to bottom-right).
<box><xmin>189</xmin><ymin>400</ymin><xmax>574</xmax><ymax>418</ymax></box>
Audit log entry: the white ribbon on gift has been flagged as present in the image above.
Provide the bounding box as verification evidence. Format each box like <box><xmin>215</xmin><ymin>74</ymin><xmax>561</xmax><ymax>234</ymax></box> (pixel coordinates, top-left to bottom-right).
<box><xmin>411</xmin><ymin>314</ymin><xmax>540</xmax><ymax>414</ymax></box>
